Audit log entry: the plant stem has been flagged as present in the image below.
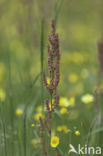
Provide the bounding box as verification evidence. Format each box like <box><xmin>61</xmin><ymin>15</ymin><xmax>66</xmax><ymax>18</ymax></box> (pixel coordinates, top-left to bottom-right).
<box><xmin>54</xmin><ymin>0</ymin><xmax>64</xmax><ymax>24</ymax></box>
<box><xmin>23</xmin><ymin>109</ymin><xmax>27</xmax><ymax>156</ymax></box>
<box><xmin>1</xmin><ymin>101</ymin><xmax>7</xmax><ymax>156</ymax></box>
<box><xmin>3</xmin><ymin>121</ymin><xmax>7</xmax><ymax>156</ymax></box>
<box><xmin>8</xmin><ymin>50</ymin><xmax>14</xmax><ymax>156</ymax></box>
<box><xmin>49</xmin><ymin>93</ymin><xmax>53</xmax><ymax>156</ymax></box>
<box><xmin>40</xmin><ymin>19</ymin><xmax>45</xmax><ymax>110</ymax></box>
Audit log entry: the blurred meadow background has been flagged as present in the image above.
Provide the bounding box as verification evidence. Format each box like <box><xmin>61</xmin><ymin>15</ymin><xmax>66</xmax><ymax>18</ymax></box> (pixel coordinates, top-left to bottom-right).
<box><xmin>0</xmin><ymin>0</ymin><xmax>103</xmax><ymax>155</ymax></box>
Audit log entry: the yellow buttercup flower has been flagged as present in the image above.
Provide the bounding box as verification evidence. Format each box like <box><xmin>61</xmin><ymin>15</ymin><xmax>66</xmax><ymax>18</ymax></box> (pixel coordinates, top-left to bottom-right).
<box><xmin>57</xmin><ymin>125</ymin><xmax>70</xmax><ymax>134</ymax></box>
<box><xmin>59</xmin><ymin>97</ymin><xmax>75</xmax><ymax>107</ymax></box>
<box><xmin>69</xmin><ymin>97</ymin><xmax>75</xmax><ymax>106</ymax></box>
<box><xmin>75</xmin><ymin>131</ymin><xmax>80</xmax><ymax>136</ymax></box>
<box><xmin>62</xmin><ymin>125</ymin><xmax>69</xmax><ymax>134</ymax></box>
<box><xmin>31</xmin><ymin>123</ymin><xmax>35</xmax><ymax>127</ymax></box>
<box><xmin>0</xmin><ymin>89</ymin><xmax>6</xmax><ymax>102</ymax></box>
<box><xmin>81</xmin><ymin>94</ymin><xmax>94</xmax><ymax>104</ymax></box>
<box><xmin>57</xmin><ymin>126</ymin><xmax>63</xmax><ymax>132</ymax></box>
<box><xmin>59</xmin><ymin>97</ymin><xmax>69</xmax><ymax>107</ymax></box>
<box><xmin>68</xmin><ymin>74</ymin><xmax>78</xmax><ymax>83</ymax></box>
<box><xmin>47</xmin><ymin>77</ymin><xmax>50</xmax><ymax>85</ymax></box>
<box><xmin>16</xmin><ymin>109</ymin><xmax>23</xmax><ymax>116</ymax></box>
<box><xmin>50</xmin><ymin>136</ymin><xmax>59</xmax><ymax>148</ymax></box>
<box><xmin>60</xmin><ymin>108</ymin><xmax>67</xmax><ymax>115</ymax></box>
<box><xmin>34</xmin><ymin>113</ymin><xmax>44</xmax><ymax>121</ymax></box>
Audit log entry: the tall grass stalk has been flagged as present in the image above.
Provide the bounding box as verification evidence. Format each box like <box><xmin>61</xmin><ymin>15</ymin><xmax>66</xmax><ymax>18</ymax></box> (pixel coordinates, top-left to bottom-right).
<box><xmin>30</xmin><ymin>73</ymin><xmax>40</xmax><ymax>88</ymax></box>
<box><xmin>54</xmin><ymin>0</ymin><xmax>64</xmax><ymax>24</ymax></box>
<box><xmin>2</xmin><ymin>121</ymin><xmax>7</xmax><ymax>156</ymax></box>
<box><xmin>40</xmin><ymin>20</ymin><xmax>45</xmax><ymax>156</ymax></box>
<box><xmin>8</xmin><ymin>50</ymin><xmax>14</xmax><ymax>156</ymax></box>
<box><xmin>40</xmin><ymin>19</ymin><xmax>45</xmax><ymax>110</ymax></box>
<box><xmin>0</xmin><ymin>101</ymin><xmax>7</xmax><ymax>156</ymax></box>
<box><xmin>17</xmin><ymin>128</ymin><xmax>22</xmax><ymax>156</ymax></box>
<box><xmin>23</xmin><ymin>73</ymin><xmax>40</xmax><ymax>156</ymax></box>
<box><xmin>23</xmin><ymin>108</ymin><xmax>27</xmax><ymax>156</ymax></box>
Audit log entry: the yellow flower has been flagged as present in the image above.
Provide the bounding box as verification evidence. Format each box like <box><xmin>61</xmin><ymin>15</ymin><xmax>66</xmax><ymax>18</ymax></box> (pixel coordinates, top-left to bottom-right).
<box><xmin>69</xmin><ymin>97</ymin><xmax>75</xmax><ymax>106</ymax></box>
<box><xmin>31</xmin><ymin>138</ymin><xmax>40</xmax><ymax>148</ymax></box>
<box><xmin>68</xmin><ymin>74</ymin><xmax>78</xmax><ymax>83</ymax></box>
<box><xmin>62</xmin><ymin>126</ymin><xmax>69</xmax><ymax>134</ymax></box>
<box><xmin>59</xmin><ymin>97</ymin><xmax>75</xmax><ymax>107</ymax></box>
<box><xmin>16</xmin><ymin>109</ymin><xmax>23</xmax><ymax>116</ymax></box>
<box><xmin>59</xmin><ymin>97</ymin><xmax>69</xmax><ymax>107</ymax></box>
<box><xmin>47</xmin><ymin>77</ymin><xmax>50</xmax><ymax>85</ymax></box>
<box><xmin>50</xmin><ymin>136</ymin><xmax>59</xmax><ymax>148</ymax></box>
<box><xmin>44</xmin><ymin>99</ymin><xmax>54</xmax><ymax>110</ymax></box>
<box><xmin>81</xmin><ymin>94</ymin><xmax>94</xmax><ymax>104</ymax></box>
<box><xmin>57</xmin><ymin>126</ymin><xmax>63</xmax><ymax>132</ymax></box>
<box><xmin>0</xmin><ymin>89</ymin><xmax>6</xmax><ymax>102</ymax></box>
<box><xmin>60</xmin><ymin>108</ymin><xmax>67</xmax><ymax>115</ymax></box>
<box><xmin>75</xmin><ymin>131</ymin><xmax>80</xmax><ymax>136</ymax></box>
<box><xmin>36</xmin><ymin>106</ymin><xmax>42</xmax><ymax>112</ymax></box>
<box><xmin>31</xmin><ymin>123</ymin><xmax>35</xmax><ymax>127</ymax></box>
<box><xmin>34</xmin><ymin>113</ymin><xmax>44</xmax><ymax>121</ymax></box>
<box><xmin>57</xmin><ymin>125</ymin><xmax>70</xmax><ymax>134</ymax></box>
<box><xmin>49</xmin><ymin>103</ymin><xmax>52</xmax><ymax>110</ymax></box>
<box><xmin>49</xmin><ymin>101</ymin><xmax>54</xmax><ymax>110</ymax></box>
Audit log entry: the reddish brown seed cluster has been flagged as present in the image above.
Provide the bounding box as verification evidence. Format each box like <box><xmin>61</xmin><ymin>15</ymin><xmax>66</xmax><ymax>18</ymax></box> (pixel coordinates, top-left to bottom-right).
<box><xmin>40</xmin><ymin>19</ymin><xmax>60</xmax><ymax>156</ymax></box>
<box><xmin>44</xmin><ymin>119</ymin><xmax>51</xmax><ymax>135</ymax></box>
<box><xmin>43</xmin><ymin>19</ymin><xmax>60</xmax><ymax>96</ymax></box>
<box><xmin>43</xmin><ymin>19</ymin><xmax>60</xmax><ymax>135</ymax></box>
<box><xmin>98</xmin><ymin>38</ymin><xmax>103</xmax><ymax>72</ymax></box>
<box><xmin>53</xmin><ymin>95</ymin><xmax>59</xmax><ymax>110</ymax></box>
<box><xmin>43</xmin><ymin>19</ymin><xmax>60</xmax><ymax>114</ymax></box>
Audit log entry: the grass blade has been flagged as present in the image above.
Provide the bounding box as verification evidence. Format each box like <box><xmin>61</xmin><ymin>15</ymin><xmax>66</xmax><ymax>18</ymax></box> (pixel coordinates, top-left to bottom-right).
<box><xmin>54</xmin><ymin>0</ymin><xmax>64</xmax><ymax>24</ymax></box>
<box><xmin>40</xmin><ymin>19</ymin><xmax>45</xmax><ymax>109</ymax></box>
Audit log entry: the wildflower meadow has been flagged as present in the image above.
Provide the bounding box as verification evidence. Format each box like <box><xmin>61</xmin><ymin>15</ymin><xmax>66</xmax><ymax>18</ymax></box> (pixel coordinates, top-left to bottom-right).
<box><xmin>0</xmin><ymin>0</ymin><xmax>103</xmax><ymax>156</ymax></box>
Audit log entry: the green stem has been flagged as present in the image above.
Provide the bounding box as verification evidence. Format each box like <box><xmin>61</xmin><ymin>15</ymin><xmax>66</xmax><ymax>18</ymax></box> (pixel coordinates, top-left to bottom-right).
<box><xmin>40</xmin><ymin>19</ymin><xmax>45</xmax><ymax>110</ymax></box>
<box><xmin>8</xmin><ymin>50</ymin><xmax>14</xmax><ymax>156</ymax></box>
<box><xmin>49</xmin><ymin>93</ymin><xmax>53</xmax><ymax>156</ymax></box>
<box><xmin>3</xmin><ymin>122</ymin><xmax>7</xmax><ymax>156</ymax></box>
<box><xmin>17</xmin><ymin>127</ymin><xmax>22</xmax><ymax>156</ymax></box>
<box><xmin>54</xmin><ymin>0</ymin><xmax>64</xmax><ymax>24</ymax></box>
<box><xmin>23</xmin><ymin>109</ymin><xmax>27</xmax><ymax>156</ymax></box>
<box><xmin>0</xmin><ymin>101</ymin><xmax>7</xmax><ymax>156</ymax></box>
